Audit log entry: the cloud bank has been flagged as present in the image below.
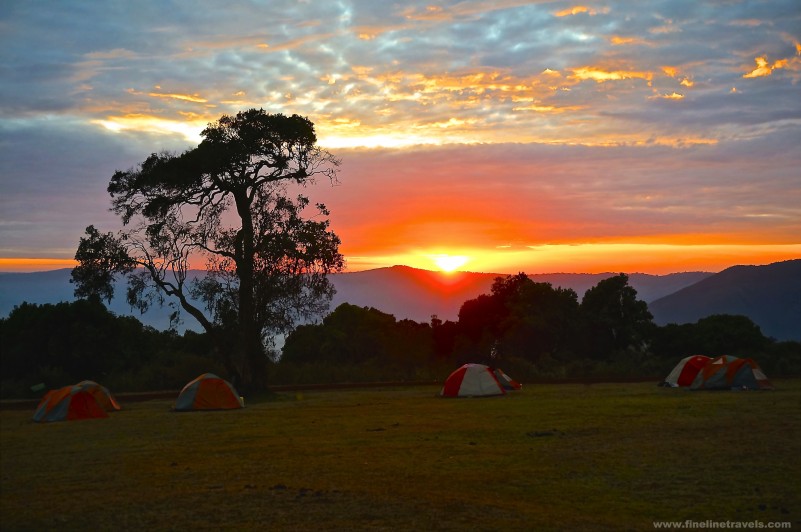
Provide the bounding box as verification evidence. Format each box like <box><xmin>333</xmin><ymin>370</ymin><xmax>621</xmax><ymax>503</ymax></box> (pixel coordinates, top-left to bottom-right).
<box><xmin>1</xmin><ymin>0</ymin><xmax>799</xmax><ymax>273</ymax></box>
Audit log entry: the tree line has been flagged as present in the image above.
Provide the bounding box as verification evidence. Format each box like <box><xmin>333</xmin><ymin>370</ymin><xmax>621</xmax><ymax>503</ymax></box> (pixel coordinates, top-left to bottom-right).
<box><xmin>279</xmin><ymin>272</ymin><xmax>799</xmax><ymax>383</ymax></box>
<box><xmin>2</xmin><ymin>272</ymin><xmax>798</xmax><ymax>398</ymax></box>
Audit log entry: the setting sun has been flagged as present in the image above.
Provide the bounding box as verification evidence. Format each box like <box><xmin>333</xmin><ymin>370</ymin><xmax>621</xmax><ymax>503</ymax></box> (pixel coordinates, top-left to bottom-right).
<box><xmin>430</xmin><ymin>254</ymin><xmax>470</xmax><ymax>272</ymax></box>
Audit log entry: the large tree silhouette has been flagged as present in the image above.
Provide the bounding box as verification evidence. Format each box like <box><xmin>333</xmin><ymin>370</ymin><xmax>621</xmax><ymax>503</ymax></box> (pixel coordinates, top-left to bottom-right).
<box><xmin>72</xmin><ymin>109</ymin><xmax>344</xmax><ymax>391</ymax></box>
<box><xmin>579</xmin><ymin>273</ymin><xmax>653</xmax><ymax>359</ymax></box>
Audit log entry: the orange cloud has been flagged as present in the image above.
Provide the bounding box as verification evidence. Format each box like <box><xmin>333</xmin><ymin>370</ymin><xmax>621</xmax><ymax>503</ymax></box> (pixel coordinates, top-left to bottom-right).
<box><xmin>571</xmin><ymin>67</ymin><xmax>652</xmax><ymax>83</ymax></box>
<box><xmin>148</xmin><ymin>92</ymin><xmax>208</xmax><ymax>103</ymax></box>
<box><xmin>660</xmin><ymin>66</ymin><xmax>694</xmax><ymax>89</ymax></box>
<box><xmin>126</xmin><ymin>87</ymin><xmax>208</xmax><ymax>103</ymax></box>
<box><xmin>651</xmin><ymin>92</ymin><xmax>684</xmax><ymax>100</ymax></box>
<box><xmin>743</xmin><ymin>56</ymin><xmax>789</xmax><ymax>78</ymax></box>
<box><xmin>661</xmin><ymin>66</ymin><xmax>678</xmax><ymax>77</ymax></box>
<box><xmin>554</xmin><ymin>6</ymin><xmax>608</xmax><ymax>17</ymax></box>
<box><xmin>512</xmin><ymin>103</ymin><xmax>584</xmax><ymax>113</ymax></box>
<box><xmin>610</xmin><ymin>36</ymin><xmax>649</xmax><ymax>46</ymax></box>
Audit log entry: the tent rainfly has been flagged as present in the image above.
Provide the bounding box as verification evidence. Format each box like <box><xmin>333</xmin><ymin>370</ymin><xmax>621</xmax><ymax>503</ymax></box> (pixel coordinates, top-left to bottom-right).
<box><xmin>32</xmin><ymin>385</ymin><xmax>109</xmax><ymax>423</ymax></box>
<box><xmin>661</xmin><ymin>355</ymin><xmax>711</xmax><ymax>387</ymax></box>
<box><xmin>690</xmin><ymin>355</ymin><xmax>774</xmax><ymax>391</ymax></box>
<box><xmin>440</xmin><ymin>363</ymin><xmax>506</xmax><ymax>398</ymax></box>
<box><xmin>76</xmin><ymin>380</ymin><xmax>121</xmax><ymax>411</ymax></box>
<box><xmin>174</xmin><ymin>373</ymin><xmax>244</xmax><ymax>411</ymax></box>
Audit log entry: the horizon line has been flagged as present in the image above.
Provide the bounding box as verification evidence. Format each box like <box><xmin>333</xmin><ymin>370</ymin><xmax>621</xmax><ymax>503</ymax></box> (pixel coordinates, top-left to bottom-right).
<box><xmin>3</xmin><ymin>259</ymin><xmax>799</xmax><ymax>277</ymax></box>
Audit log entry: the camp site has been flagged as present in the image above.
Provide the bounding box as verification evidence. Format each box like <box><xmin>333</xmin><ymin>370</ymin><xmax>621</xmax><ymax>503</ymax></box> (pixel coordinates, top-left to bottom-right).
<box><xmin>2</xmin><ymin>373</ymin><xmax>799</xmax><ymax>530</ymax></box>
<box><xmin>3</xmin><ymin>265</ymin><xmax>801</xmax><ymax>529</ymax></box>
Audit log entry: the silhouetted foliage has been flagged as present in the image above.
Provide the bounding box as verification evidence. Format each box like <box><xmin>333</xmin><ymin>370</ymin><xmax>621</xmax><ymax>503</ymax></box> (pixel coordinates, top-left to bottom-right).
<box><xmin>430</xmin><ymin>315</ymin><xmax>459</xmax><ymax>360</ymax></box>
<box><xmin>0</xmin><ymin>299</ymin><xmax>222</xmax><ymax>398</ymax></box>
<box><xmin>5</xmin><ymin>271</ymin><xmax>795</xmax><ymax>398</ymax></box>
<box><xmin>455</xmin><ymin>273</ymin><xmax>581</xmax><ymax>364</ymax></box>
<box><xmin>651</xmin><ymin>314</ymin><xmax>769</xmax><ymax>359</ymax></box>
<box><xmin>72</xmin><ymin>225</ymin><xmax>136</xmax><ymax>303</ymax></box>
<box><xmin>578</xmin><ymin>274</ymin><xmax>654</xmax><ymax>360</ymax></box>
<box><xmin>499</xmin><ymin>281</ymin><xmax>580</xmax><ymax>363</ymax></box>
<box><xmin>281</xmin><ymin>303</ymin><xmax>434</xmax><ymax>379</ymax></box>
<box><xmin>71</xmin><ymin>109</ymin><xmax>344</xmax><ymax>391</ymax></box>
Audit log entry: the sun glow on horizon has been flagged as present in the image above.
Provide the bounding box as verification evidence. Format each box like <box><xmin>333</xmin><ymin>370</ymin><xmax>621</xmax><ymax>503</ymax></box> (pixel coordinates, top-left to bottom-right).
<box><xmin>339</xmin><ymin>243</ymin><xmax>801</xmax><ymax>276</ymax></box>
<box><xmin>430</xmin><ymin>254</ymin><xmax>470</xmax><ymax>273</ymax></box>
<box><xmin>0</xmin><ymin>258</ymin><xmax>78</xmax><ymax>272</ymax></box>
<box><xmin>2</xmin><ymin>244</ymin><xmax>799</xmax><ymax>276</ymax></box>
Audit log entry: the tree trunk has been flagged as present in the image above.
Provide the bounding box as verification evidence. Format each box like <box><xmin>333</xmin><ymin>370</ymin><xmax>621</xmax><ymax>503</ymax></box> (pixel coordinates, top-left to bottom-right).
<box><xmin>234</xmin><ymin>192</ymin><xmax>267</xmax><ymax>393</ymax></box>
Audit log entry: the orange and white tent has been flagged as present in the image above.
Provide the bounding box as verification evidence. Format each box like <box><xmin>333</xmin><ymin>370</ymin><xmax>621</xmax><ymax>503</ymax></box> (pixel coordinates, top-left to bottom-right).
<box><xmin>76</xmin><ymin>380</ymin><xmax>121</xmax><ymax>411</ymax></box>
<box><xmin>662</xmin><ymin>355</ymin><xmax>711</xmax><ymax>387</ymax></box>
<box><xmin>440</xmin><ymin>363</ymin><xmax>506</xmax><ymax>398</ymax></box>
<box><xmin>690</xmin><ymin>355</ymin><xmax>773</xmax><ymax>391</ymax></box>
<box><xmin>32</xmin><ymin>385</ymin><xmax>109</xmax><ymax>422</ymax></box>
<box><xmin>174</xmin><ymin>373</ymin><xmax>244</xmax><ymax>411</ymax></box>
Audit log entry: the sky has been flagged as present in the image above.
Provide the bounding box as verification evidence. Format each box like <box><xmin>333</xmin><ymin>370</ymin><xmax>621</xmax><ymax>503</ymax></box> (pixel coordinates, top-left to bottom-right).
<box><xmin>1</xmin><ymin>0</ymin><xmax>800</xmax><ymax>275</ymax></box>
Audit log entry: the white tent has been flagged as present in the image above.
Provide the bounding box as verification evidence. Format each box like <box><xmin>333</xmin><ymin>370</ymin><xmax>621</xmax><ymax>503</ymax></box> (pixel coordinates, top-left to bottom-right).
<box><xmin>440</xmin><ymin>363</ymin><xmax>506</xmax><ymax>398</ymax></box>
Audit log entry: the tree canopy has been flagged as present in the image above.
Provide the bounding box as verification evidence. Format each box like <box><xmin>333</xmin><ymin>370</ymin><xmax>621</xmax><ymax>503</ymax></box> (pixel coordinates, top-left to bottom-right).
<box><xmin>71</xmin><ymin>109</ymin><xmax>344</xmax><ymax>391</ymax></box>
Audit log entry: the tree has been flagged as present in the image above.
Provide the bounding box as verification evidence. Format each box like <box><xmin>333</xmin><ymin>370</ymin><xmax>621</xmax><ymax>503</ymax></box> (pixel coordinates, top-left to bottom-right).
<box><xmin>651</xmin><ymin>314</ymin><xmax>768</xmax><ymax>359</ymax></box>
<box><xmin>579</xmin><ymin>274</ymin><xmax>654</xmax><ymax>359</ymax></box>
<box><xmin>71</xmin><ymin>109</ymin><xmax>344</xmax><ymax>391</ymax></box>
<box><xmin>500</xmin><ymin>281</ymin><xmax>579</xmax><ymax>362</ymax></box>
<box><xmin>280</xmin><ymin>303</ymin><xmax>434</xmax><ymax>379</ymax></box>
<box><xmin>0</xmin><ymin>299</ymin><xmax>161</xmax><ymax>389</ymax></box>
<box><xmin>457</xmin><ymin>273</ymin><xmax>530</xmax><ymax>344</ymax></box>
<box><xmin>455</xmin><ymin>273</ymin><xmax>580</xmax><ymax>364</ymax></box>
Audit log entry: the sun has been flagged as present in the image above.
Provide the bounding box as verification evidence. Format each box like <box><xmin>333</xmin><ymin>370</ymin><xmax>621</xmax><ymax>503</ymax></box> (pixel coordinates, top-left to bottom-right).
<box><xmin>431</xmin><ymin>254</ymin><xmax>470</xmax><ymax>273</ymax></box>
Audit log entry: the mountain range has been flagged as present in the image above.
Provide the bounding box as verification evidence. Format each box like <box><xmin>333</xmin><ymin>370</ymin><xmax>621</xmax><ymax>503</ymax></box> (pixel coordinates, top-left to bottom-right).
<box><xmin>1</xmin><ymin>259</ymin><xmax>798</xmax><ymax>341</ymax></box>
<box><xmin>648</xmin><ymin>259</ymin><xmax>801</xmax><ymax>341</ymax></box>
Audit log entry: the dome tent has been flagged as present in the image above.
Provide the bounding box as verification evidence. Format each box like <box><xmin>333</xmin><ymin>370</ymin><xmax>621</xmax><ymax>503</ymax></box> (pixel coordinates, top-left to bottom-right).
<box><xmin>661</xmin><ymin>355</ymin><xmax>711</xmax><ymax>387</ymax></box>
<box><xmin>689</xmin><ymin>355</ymin><xmax>773</xmax><ymax>391</ymax></box>
<box><xmin>174</xmin><ymin>373</ymin><xmax>244</xmax><ymax>411</ymax></box>
<box><xmin>440</xmin><ymin>363</ymin><xmax>506</xmax><ymax>398</ymax></box>
<box><xmin>33</xmin><ymin>385</ymin><xmax>109</xmax><ymax>423</ymax></box>
<box><xmin>76</xmin><ymin>380</ymin><xmax>121</xmax><ymax>411</ymax></box>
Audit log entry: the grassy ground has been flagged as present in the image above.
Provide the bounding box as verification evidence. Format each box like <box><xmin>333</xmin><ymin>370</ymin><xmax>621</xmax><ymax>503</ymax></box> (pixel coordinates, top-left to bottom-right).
<box><xmin>1</xmin><ymin>381</ymin><xmax>799</xmax><ymax>531</ymax></box>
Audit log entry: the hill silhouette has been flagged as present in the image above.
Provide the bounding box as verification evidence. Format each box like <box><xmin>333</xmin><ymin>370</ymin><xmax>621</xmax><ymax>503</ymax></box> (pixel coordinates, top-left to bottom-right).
<box><xmin>649</xmin><ymin>259</ymin><xmax>801</xmax><ymax>341</ymax></box>
<box><xmin>4</xmin><ymin>263</ymin><xmax>799</xmax><ymax>340</ymax></box>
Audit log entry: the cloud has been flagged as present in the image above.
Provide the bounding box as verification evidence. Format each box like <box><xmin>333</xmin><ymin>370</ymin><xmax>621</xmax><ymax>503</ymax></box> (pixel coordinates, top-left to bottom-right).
<box><xmin>570</xmin><ymin>67</ymin><xmax>653</xmax><ymax>83</ymax></box>
<box><xmin>0</xmin><ymin>118</ymin><xmax>193</xmax><ymax>257</ymax></box>
<box><xmin>743</xmin><ymin>55</ymin><xmax>793</xmax><ymax>78</ymax></box>
<box><xmin>554</xmin><ymin>6</ymin><xmax>609</xmax><ymax>17</ymax></box>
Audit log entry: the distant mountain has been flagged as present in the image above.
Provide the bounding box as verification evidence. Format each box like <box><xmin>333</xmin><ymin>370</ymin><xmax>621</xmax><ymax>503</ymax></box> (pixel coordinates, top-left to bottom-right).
<box><xmin>328</xmin><ymin>266</ymin><xmax>498</xmax><ymax>323</ymax></box>
<box><xmin>649</xmin><ymin>259</ymin><xmax>801</xmax><ymax>341</ymax></box>
<box><xmin>1</xmin><ymin>265</ymin><xmax>709</xmax><ymax>330</ymax></box>
<box><xmin>3</xmin><ymin>262</ymin><xmax>796</xmax><ymax>340</ymax></box>
<box><xmin>0</xmin><ymin>268</ymin><xmax>193</xmax><ymax>331</ymax></box>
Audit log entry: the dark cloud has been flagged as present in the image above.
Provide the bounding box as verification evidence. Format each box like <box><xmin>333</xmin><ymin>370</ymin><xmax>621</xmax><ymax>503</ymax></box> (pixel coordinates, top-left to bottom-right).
<box><xmin>0</xmin><ymin>119</ymin><xmax>192</xmax><ymax>256</ymax></box>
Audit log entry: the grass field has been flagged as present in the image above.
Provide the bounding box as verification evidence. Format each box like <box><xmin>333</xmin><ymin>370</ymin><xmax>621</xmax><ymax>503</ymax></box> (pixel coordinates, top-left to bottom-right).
<box><xmin>2</xmin><ymin>381</ymin><xmax>800</xmax><ymax>531</ymax></box>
